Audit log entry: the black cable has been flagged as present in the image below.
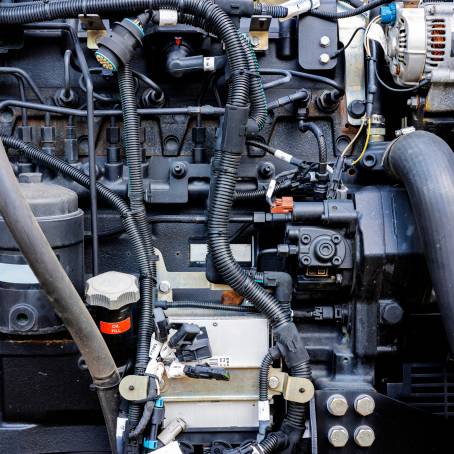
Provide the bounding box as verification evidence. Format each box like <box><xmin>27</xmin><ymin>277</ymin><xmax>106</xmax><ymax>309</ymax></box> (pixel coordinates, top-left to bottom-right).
<box><xmin>289</xmin><ymin>70</ymin><xmax>344</xmax><ymax>96</ymax></box>
<box><xmin>161</xmin><ymin>301</ymin><xmax>256</xmax><ymax>312</ymax></box>
<box><xmin>375</xmin><ymin>65</ymin><xmax>430</xmax><ymax>93</ymax></box>
<box><xmin>310</xmin><ymin>0</ymin><xmax>391</xmax><ymax>20</ymax></box>
<box><xmin>331</xmin><ymin>26</ymin><xmax>365</xmax><ymax>58</ymax></box>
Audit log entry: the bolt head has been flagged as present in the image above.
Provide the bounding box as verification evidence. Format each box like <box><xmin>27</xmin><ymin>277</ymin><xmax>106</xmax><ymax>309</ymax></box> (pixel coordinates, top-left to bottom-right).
<box><xmin>354</xmin><ymin>425</ymin><xmax>375</xmax><ymax>447</ymax></box>
<box><xmin>319</xmin><ymin>53</ymin><xmax>330</xmax><ymax>65</ymax></box>
<box><xmin>159</xmin><ymin>280</ymin><xmax>171</xmax><ymax>294</ymax></box>
<box><xmin>327</xmin><ymin>394</ymin><xmax>349</xmax><ymax>416</ymax></box>
<box><xmin>320</xmin><ymin>35</ymin><xmax>330</xmax><ymax>47</ymax></box>
<box><xmin>268</xmin><ymin>376</ymin><xmax>280</xmax><ymax>389</ymax></box>
<box><xmin>328</xmin><ymin>425</ymin><xmax>349</xmax><ymax>448</ymax></box>
<box><xmin>354</xmin><ymin>394</ymin><xmax>375</xmax><ymax>416</ymax></box>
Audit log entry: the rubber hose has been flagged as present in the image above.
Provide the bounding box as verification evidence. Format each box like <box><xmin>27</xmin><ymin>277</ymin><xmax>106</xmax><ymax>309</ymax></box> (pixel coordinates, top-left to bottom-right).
<box><xmin>0</xmin><ymin>139</ymin><xmax>120</xmax><ymax>454</ymax></box>
<box><xmin>383</xmin><ymin>131</ymin><xmax>454</xmax><ymax>353</ymax></box>
<box><xmin>299</xmin><ymin>122</ymin><xmax>327</xmax><ymax>174</ymax></box>
<box><xmin>310</xmin><ymin>0</ymin><xmax>391</xmax><ymax>20</ymax></box>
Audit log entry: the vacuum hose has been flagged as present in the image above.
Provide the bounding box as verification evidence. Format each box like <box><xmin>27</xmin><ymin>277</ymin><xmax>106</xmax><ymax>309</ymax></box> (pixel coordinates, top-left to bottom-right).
<box><xmin>0</xmin><ymin>139</ymin><xmax>120</xmax><ymax>453</ymax></box>
<box><xmin>384</xmin><ymin>130</ymin><xmax>454</xmax><ymax>353</ymax></box>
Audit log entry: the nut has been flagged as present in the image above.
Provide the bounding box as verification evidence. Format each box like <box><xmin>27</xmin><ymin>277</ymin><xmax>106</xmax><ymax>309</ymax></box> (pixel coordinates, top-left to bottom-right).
<box><xmin>354</xmin><ymin>394</ymin><xmax>375</xmax><ymax>416</ymax></box>
<box><xmin>327</xmin><ymin>394</ymin><xmax>349</xmax><ymax>416</ymax></box>
<box><xmin>159</xmin><ymin>280</ymin><xmax>171</xmax><ymax>294</ymax></box>
<box><xmin>319</xmin><ymin>53</ymin><xmax>330</xmax><ymax>65</ymax></box>
<box><xmin>354</xmin><ymin>425</ymin><xmax>375</xmax><ymax>447</ymax></box>
<box><xmin>268</xmin><ymin>376</ymin><xmax>280</xmax><ymax>390</ymax></box>
<box><xmin>320</xmin><ymin>35</ymin><xmax>330</xmax><ymax>47</ymax></box>
<box><xmin>328</xmin><ymin>425</ymin><xmax>349</xmax><ymax>448</ymax></box>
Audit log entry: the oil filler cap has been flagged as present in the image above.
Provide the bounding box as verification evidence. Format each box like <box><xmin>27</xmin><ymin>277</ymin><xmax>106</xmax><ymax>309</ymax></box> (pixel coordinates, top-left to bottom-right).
<box><xmin>85</xmin><ymin>271</ymin><xmax>140</xmax><ymax>310</ymax></box>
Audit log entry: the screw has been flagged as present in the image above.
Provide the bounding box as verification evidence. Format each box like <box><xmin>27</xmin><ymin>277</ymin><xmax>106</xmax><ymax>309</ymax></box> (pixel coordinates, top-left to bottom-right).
<box><xmin>268</xmin><ymin>376</ymin><xmax>280</xmax><ymax>389</ymax></box>
<box><xmin>159</xmin><ymin>280</ymin><xmax>171</xmax><ymax>294</ymax></box>
<box><xmin>354</xmin><ymin>394</ymin><xmax>375</xmax><ymax>416</ymax></box>
<box><xmin>301</xmin><ymin>234</ymin><xmax>311</xmax><ymax>244</ymax></box>
<box><xmin>320</xmin><ymin>35</ymin><xmax>330</xmax><ymax>47</ymax></box>
<box><xmin>319</xmin><ymin>53</ymin><xmax>330</xmax><ymax>65</ymax></box>
<box><xmin>354</xmin><ymin>425</ymin><xmax>375</xmax><ymax>447</ymax></box>
<box><xmin>328</xmin><ymin>425</ymin><xmax>349</xmax><ymax>448</ymax></box>
<box><xmin>250</xmin><ymin>36</ymin><xmax>260</xmax><ymax>47</ymax></box>
<box><xmin>327</xmin><ymin>394</ymin><xmax>349</xmax><ymax>416</ymax></box>
<box><xmin>129</xmin><ymin>385</ymin><xmax>135</xmax><ymax>391</ymax></box>
<box><xmin>331</xmin><ymin>234</ymin><xmax>341</xmax><ymax>244</ymax></box>
<box><xmin>332</xmin><ymin>256</ymin><xmax>342</xmax><ymax>266</ymax></box>
<box><xmin>301</xmin><ymin>255</ymin><xmax>311</xmax><ymax>266</ymax></box>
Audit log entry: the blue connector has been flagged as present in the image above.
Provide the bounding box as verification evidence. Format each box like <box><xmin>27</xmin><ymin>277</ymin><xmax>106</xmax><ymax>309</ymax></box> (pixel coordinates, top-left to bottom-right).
<box><xmin>144</xmin><ymin>438</ymin><xmax>158</xmax><ymax>450</ymax></box>
<box><xmin>380</xmin><ymin>2</ymin><xmax>397</xmax><ymax>25</ymax></box>
<box><xmin>155</xmin><ymin>398</ymin><xmax>164</xmax><ymax>408</ymax></box>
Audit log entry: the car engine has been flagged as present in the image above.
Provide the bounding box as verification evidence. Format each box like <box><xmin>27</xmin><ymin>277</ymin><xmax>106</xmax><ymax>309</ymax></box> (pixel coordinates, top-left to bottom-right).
<box><xmin>0</xmin><ymin>0</ymin><xmax>453</xmax><ymax>453</ymax></box>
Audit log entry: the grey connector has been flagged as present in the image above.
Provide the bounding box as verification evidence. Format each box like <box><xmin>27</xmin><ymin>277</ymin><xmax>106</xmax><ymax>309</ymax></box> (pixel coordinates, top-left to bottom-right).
<box><xmin>157</xmin><ymin>417</ymin><xmax>187</xmax><ymax>445</ymax></box>
<box><xmin>85</xmin><ymin>271</ymin><xmax>140</xmax><ymax>310</ymax></box>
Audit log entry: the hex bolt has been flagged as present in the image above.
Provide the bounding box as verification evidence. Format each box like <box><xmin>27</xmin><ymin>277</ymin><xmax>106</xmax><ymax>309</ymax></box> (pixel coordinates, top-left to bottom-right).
<box><xmin>328</xmin><ymin>425</ymin><xmax>349</xmax><ymax>448</ymax></box>
<box><xmin>320</xmin><ymin>35</ymin><xmax>330</xmax><ymax>47</ymax></box>
<box><xmin>354</xmin><ymin>394</ymin><xmax>375</xmax><ymax>416</ymax></box>
<box><xmin>327</xmin><ymin>394</ymin><xmax>349</xmax><ymax>416</ymax></box>
<box><xmin>320</xmin><ymin>53</ymin><xmax>330</xmax><ymax>65</ymax></box>
<box><xmin>268</xmin><ymin>376</ymin><xmax>280</xmax><ymax>389</ymax></box>
<box><xmin>159</xmin><ymin>280</ymin><xmax>171</xmax><ymax>294</ymax></box>
<box><xmin>354</xmin><ymin>425</ymin><xmax>375</xmax><ymax>447</ymax></box>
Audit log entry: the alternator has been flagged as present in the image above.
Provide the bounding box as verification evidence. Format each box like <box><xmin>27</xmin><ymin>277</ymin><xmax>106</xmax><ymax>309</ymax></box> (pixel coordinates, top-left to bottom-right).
<box><xmin>384</xmin><ymin>2</ymin><xmax>454</xmax><ymax>87</ymax></box>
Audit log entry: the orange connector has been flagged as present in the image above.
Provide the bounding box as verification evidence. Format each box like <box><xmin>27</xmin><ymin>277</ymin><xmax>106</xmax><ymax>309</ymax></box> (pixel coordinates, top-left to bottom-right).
<box><xmin>271</xmin><ymin>196</ymin><xmax>294</xmax><ymax>214</ymax></box>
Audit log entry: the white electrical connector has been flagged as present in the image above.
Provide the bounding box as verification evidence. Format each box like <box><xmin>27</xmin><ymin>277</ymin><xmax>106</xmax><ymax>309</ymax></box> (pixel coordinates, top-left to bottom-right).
<box><xmin>279</xmin><ymin>0</ymin><xmax>321</xmax><ymax>21</ymax></box>
<box><xmin>166</xmin><ymin>361</ymin><xmax>186</xmax><ymax>378</ymax></box>
<box><xmin>258</xmin><ymin>400</ymin><xmax>270</xmax><ymax>422</ymax></box>
<box><xmin>159</xmin><ymin>9</ymin><xmax>178</xmax><ymax>26</ymax></box>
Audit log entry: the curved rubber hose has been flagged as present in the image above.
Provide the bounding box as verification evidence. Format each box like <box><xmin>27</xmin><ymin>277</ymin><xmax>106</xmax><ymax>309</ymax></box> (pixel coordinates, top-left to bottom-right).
<box><xmin>383</xmin><ymin>131</ymin><xmax>454</xmax><ymax>353</ymax></box>
<box><xmin>0</xmin><ymin>139</ymin><xmax>119</xmax><ymax>453</ymax></box>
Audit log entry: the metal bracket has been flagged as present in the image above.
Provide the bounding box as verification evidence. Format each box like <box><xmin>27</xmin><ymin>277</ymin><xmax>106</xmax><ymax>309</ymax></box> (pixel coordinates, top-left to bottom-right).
<box><xmin>249</xmin><ymin>15</ymin><xmax>272</xmax><ymax>51</ymax></box>
<box><xmin>78</xmin><ymin>14</ymin><xmax>107</xmax><ymax>49</ymax></box>
<box><xmin>119</xmin><ymin>375</ymin><xmax>149</xmax><ymax>401</ymax></box>
<box><xmin>268</xmin><ymin>368</ymin><xmax>314</xmax><ymax>403</ymax></box>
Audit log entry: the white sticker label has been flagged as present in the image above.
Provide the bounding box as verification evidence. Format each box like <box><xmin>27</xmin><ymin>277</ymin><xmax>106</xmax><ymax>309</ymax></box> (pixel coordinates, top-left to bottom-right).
<box><xmin>160</xmin><ymin>342</ymin><xmax>175</xmax><ymax>360</ymax></box>
<box><xmin>159</xmin><ymin>9</ymin><xmax>178</xmax><ymax>26</ymax></box>
<box><xmin>116</xmin><ymin>416</ymin><xmax>127</xmax><ymax>438</ymax></box>
<box><xmin>258</xmin><ymin>401</ymin><xmax>270</xmax><ymax>422</ymax></box>
<box><xmin>204</xmin><ymin>57</ymin><xmax>215</xmax><ymax>72</ymax></box>
<box><xmin>206</xmin><ymin>356</ymin><xmax>231</xmax><ymax>368</ymax></box>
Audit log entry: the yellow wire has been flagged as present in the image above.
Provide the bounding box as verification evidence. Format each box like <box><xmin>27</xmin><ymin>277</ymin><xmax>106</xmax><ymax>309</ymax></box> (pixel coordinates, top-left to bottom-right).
<box><xmin>352</xmin><ymin>117</ymin><xmax>371</xmax><ymax>166</ymax></box>
<box><xmin>341</xmin><ymin>116</ymin><xmax>366</xmax><ymax>158</ymax></box>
